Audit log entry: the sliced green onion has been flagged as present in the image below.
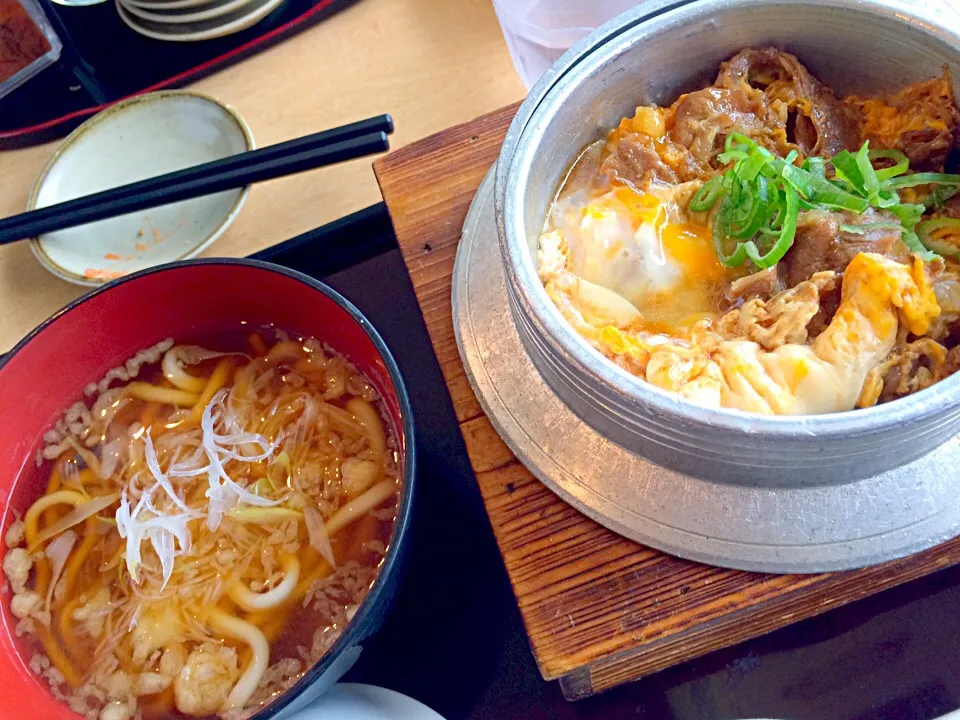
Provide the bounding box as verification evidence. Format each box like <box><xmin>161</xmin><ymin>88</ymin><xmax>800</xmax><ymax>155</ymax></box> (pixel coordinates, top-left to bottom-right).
<box><xmin>831</xmin><ymin>149</ymin><xmax>864</xmax><ymax>189</ymax></box>
<box><xmin>925</xmin><ymin>184</ymin><xmax>960</xmax><ymax>209</ymax></box>
<box><xmin>712</xmin><ymin>195</ymin><xmax>753</xmax><ymax>266</ymax></box>
<box><xmin>690</xmin><ymin>176</ymin><xmax>724</xmax><ymax>212</ymax></box>
<box><xmin>781</xmin><ymin>163</ymin><xmax>870</xmax><ymax>212</ymax></box>
<box><xmin>802</xmin><ymin>156</ymin><xmax>826</xmax><ymax>178</ymax></box>
<box><xmin>724</xmin><ymin>132</ymin><xmax>755</xmax><ymax>153</ymax></box>
<box><xmin>770</xmin><ymin>193</ymin><xmax>789</xmax><ymax>228</ymax></box>
<box><xmin>887</xmin><ymin>203</ymin><xmax>938</xmax><ymax>259</ymax></box>
<box><xmin>901</xmin><ymin>228</ymin><xmax>939</xmax><ymax>260</ymax></box>
<box><xmin>831</xmin><ymin>178</ymin><xmax>857</xmax><ymax>195</ymax></box>
<box><xmin>869</xmin><ymin>149</ymin><xmax>909</xmax><ymax>181</ymax></box>
<box><xmin>838</xmin><ymin>222</ymin><xmax>904</xmax><ymax>235</ymax></box>
<box><xmin>874</xmin><ymin>189</ymin><xmax>902</xmax><ymax>208</ymax></box>
<box><xmin>888</xmin><ymin>202</ymin><xmax>926</xmax><ymax>228</ymax></box>
<box><xmin>917</xmin><ymin>218</ymin><xmax>960</xmax><ymax>257</ymax></box>
<box><xmin>883</xmin><ymin>172</ymin><xmax>960</xmax><ymax>190</ymax></box>
<box><xmin>710</xmin><ymin>166</ymin><xmax>798</xmax><ymax>268</ymax></box>
<box><xmin>855</xmin><ymin>142</ymin><xmax>882</xmax><ymax>201</ymax></box>
<box><xmin>749</xmin><ymin>186</ymin><xmax>799</xmax><ymax>268</ymax></box>
<box><xmin>717</xmin><ymin>148</ymin><xmax>749</xmax><ymax>165</ymax></box>
<box><xmin>739</xmin><ymin>151</ymin><xmax>769</xmax><ymax>182</ymax></box>
<box><xmin>728</xmin><ymin>192</ymin><xmax>770</xmax><ymax>240</ymax></box>
<box><xmin>701</xmin><ymin>133</ymin><xmax>949</xmax><ymax>268</ymax></box>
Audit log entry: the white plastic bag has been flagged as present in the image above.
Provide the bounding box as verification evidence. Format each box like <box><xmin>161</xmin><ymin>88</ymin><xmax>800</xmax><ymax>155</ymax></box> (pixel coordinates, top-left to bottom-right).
<box><xmin>491</xmin><ymin>0</ymin><xmax>648</xmax><ymax>89</ymax></box>
<box><xmin>491</xmin><ymin>0</ymin><xmax>960</xmax><ymax>91</ymax></box>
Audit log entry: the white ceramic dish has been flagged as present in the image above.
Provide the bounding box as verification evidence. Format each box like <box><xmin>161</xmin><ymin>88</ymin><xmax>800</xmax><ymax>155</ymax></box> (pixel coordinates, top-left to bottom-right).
<box><xmin>123</xmin><ymin>0</ymin><xmax>229</xmax><ymax>11</ymax></box>
<box><xmin>116</xmin><ymin>0</ymin><xmax>283</xmax><ymax>41</ymax></box>
<box><xmin>283</xmin><ymin>684</ymin><xmax>446</xmax><ymax>720</ymax></box>
<box><xmin>27</xmin><ymin>91</ymin><xmax>254</xmax><ymax>287</ymax></box>
<box><xmin>119</xmin><ymin>0</ymin><xmax>258</xmax><ymax>24</ymax></box>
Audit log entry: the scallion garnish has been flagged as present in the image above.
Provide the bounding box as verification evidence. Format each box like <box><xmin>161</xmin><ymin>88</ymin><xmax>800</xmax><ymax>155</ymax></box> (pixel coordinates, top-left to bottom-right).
<box><xmin>925</xmin><ymin>184</ymin><xmax>960</xmax><ymax>210</ymax></box>
<box><xmin>690</xmin><ymin>176</ymin><xmax>724</xmax><ymax>212</ymax></box>
<box><xmin>869</xmin><ymin>149</ymin><xmax>909</xmax><ymax>181</ymax></box>
<box><xmin>887</xmin><ymin>203</ymin><xmax>938</xmax><ymax>260</ymax></box>
<box><xmin>700</xmin><ymin>135</ymin><xmax>801</xmax><ymax>269</ymax></box>
<box><xmin>838</xmin><ymin>222</ymin><xmax>904</xmax><ymax>235</ymax></box>
<box><xmin>802</xmin><ymin>155</ymin><xmax>826</xmax><ymax>179</ymax></box>
<box><xmin>883</xmin><ymin>172</ymin><xmax>960</xmax><ymax>190</ymax></box>
<box><xmin>696</xmin><ymin>132</ymin><xmax>960</xmax><ymax>268</ymax></box>
<box><xmin>781</xmin><ymin>162</ymin><xmax>870</xmax><ymax>212</ymax></box>
<box><xmin>916</xmin><ymin>218</ymin><xmax>960</xmax><ymax>257</ymax></box>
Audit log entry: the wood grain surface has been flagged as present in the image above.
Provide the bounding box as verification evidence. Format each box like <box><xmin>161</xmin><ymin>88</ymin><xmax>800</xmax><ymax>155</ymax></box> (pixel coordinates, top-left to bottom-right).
<box><xmin>0</xmin><ymin>0</ymin><xmax>526</xmax><ymax>353</ymax></box>
<box><xmin>373</xmin><ymin>105</ymin><xmax>960</xmax><ymax>699</ymax></box>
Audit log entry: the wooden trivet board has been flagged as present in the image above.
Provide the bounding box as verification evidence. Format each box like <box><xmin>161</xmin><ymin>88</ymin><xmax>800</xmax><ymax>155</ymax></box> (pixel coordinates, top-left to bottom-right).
<box><xmin>372</xmin><ymin>105</ymin><xmax>960</xmax><ymax>700</ymax></box>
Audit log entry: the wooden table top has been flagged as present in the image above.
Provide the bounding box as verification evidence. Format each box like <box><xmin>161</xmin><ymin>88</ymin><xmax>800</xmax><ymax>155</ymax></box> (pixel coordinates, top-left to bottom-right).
<box><xmin>0</xmin><ymin>0</ymin><xmax>525</xmax><ymax>353</ymax></box>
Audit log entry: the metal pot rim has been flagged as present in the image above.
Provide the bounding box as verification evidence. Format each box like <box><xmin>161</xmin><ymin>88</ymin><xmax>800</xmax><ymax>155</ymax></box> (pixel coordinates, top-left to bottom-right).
<box><xmin>499</xmin><ymin>0</ymin><xmax>960</xmax><ymax>437</ymax></box>
<box><xmin>494</xmin><ymin>0</ymin><xmax>687</xmax><ymax>225</ymax></box>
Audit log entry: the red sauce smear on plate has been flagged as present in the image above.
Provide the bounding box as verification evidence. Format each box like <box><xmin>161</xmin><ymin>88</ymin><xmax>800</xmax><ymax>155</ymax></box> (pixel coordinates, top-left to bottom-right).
<box><xmin>0</xmin><ymin>0</ymin><xmax>51</xmax><ymax>84</ymax></box>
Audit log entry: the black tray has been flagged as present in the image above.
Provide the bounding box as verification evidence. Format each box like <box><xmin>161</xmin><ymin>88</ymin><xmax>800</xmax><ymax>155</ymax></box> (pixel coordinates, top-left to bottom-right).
<box><xmin>0</xmin><ymin>0</ymin><xmax>359</xmax><ymax>148</ymax></box>
<box><xmin>265</xmin><ymin>205</ymin><xmax>960</xmax><ymax>720</ymax></box>
<box><xmin>5</xmin><ymin>204</ymin><xmax>960</xmax><ymax>718</ymax></box>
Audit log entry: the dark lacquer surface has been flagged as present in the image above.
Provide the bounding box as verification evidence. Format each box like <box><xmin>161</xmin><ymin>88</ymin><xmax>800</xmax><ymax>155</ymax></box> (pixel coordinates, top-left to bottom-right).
<box><xmin>255</xmin><ymin>203</ymin><xmax>960</xmax><ymax>720</ymax></box>
<box><xmin>0</xmin><ymin>0</ymin><xmax>360</xmax><ymax>147</ymax></box>
<box><xmin>0</xmin><ymin>204</ymin><xmax>940</xmax><ymax>719</ymax></box>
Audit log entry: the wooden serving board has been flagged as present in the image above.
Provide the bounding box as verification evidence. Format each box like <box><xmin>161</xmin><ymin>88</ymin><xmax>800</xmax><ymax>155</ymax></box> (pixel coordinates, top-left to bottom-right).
<box><xmin>372</xmin><ymin>105</ymin><xmax>960</xmax><ymax>700</ymax></box>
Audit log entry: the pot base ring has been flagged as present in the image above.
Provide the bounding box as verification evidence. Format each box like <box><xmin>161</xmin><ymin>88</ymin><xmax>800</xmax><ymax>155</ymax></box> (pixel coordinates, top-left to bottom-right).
<box><xmin>453</xmin><ymin>169</ymin><xmax>960</xmax><ymax>573</ymax></box>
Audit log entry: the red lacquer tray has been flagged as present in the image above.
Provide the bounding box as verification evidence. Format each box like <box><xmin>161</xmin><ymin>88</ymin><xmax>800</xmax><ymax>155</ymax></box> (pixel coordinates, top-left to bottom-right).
<box><xmin>0</xmin><ymin>0</ymin><xmax>357</xmax><ymax>148</ymax></box>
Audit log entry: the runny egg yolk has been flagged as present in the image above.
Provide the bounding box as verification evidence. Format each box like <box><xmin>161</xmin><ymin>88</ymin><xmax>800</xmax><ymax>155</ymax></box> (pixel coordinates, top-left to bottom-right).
<box><xmin>598</xmin><ymin>188</ymin><xmax>721</xmax><ymax>284</ymax></box>
<box><xmin>660</xmin><ymin>222</ymin><xmax>726</xmax><ymax>284</ymax></box>
<box><xmin>612</xmin><ymin>186</ymin><xmax>660</xmax><ymax>220</ymax></box>
<box><xmin>573</xmin><ymin>186</ymin><xmax>729</xmax><ymax>333</ymax></box>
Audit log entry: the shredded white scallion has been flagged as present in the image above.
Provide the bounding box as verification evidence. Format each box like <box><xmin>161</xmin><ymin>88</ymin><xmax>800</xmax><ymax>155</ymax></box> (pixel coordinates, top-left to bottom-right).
<box><xmin>201</xmin><ymin>390</ymin><xmax>282</xmax><ymax>532</ymax></box>
<box><xmin>303</xmin><ymin>508</ymin><xmax>336</xmax><ymax>570</ymax></box>
<box><xmin>116</xmin><ymin>389</ymin><xmax>285</xmax><ymax>587</ymax></box>
<box><xmin>115</xmin><ymin>487</ymin><xmax>196</xmax><ymax>591</ymax></box>
<box><xmin>143</xmin><ymin>431</ymin><xmax>193</xmax><ymax>514</ymax></box>
<box><xmin>44</xmin><ymin>530</ymin><xmax>77</xmax><ymax>612</ymax></box>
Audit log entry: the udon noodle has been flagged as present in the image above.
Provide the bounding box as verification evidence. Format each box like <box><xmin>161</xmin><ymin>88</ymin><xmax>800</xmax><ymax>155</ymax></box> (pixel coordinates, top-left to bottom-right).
<box><xmin>2</xmin><ymin>330</ymin><xmax>400</xmax><ymax>719</ymax></box>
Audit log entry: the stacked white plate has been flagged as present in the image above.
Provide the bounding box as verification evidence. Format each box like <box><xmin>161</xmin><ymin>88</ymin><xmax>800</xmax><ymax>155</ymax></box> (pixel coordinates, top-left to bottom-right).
<box><xmin>116</xmin><ymin>0</ymin><xmax>284</xmax><ymax>42</ymax></box>
<box><xmin>282</xmin><ymin>684</ymin><xmax>446</xmax><ymax>720</ymax></box>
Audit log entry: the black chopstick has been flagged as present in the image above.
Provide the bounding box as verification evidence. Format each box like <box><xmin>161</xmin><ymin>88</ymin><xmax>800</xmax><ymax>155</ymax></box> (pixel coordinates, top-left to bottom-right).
<box><xmin>69</xmin><ymin>114</ymin><xmax>394</xmax><ymax>212</ymax></box>
<box><xmin>0</xmin><ymin>117</ymin><xmax>393</xmax><ymax>246</ymax></box>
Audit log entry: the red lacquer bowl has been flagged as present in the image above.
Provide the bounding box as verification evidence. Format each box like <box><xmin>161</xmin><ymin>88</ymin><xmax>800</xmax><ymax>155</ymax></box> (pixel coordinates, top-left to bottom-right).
<box><xmin>0</xmin><ymin>259</ymin><xmax>416</xmax><ymax>719</ymax></box>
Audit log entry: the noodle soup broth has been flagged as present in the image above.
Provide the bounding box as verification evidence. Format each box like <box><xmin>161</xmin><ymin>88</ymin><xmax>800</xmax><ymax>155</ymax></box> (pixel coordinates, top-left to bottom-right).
<box><xmin>2</xmin><ymin>327</ymin><xmax>402</xmax><ymax>720</ymax></box>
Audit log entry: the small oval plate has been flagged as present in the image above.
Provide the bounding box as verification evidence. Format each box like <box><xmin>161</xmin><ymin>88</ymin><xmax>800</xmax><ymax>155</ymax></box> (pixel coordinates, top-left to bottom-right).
<box><xmin>27</xmin><ymin>90</ymin><xmax>254</xmax><ymax>287</ymax></box>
